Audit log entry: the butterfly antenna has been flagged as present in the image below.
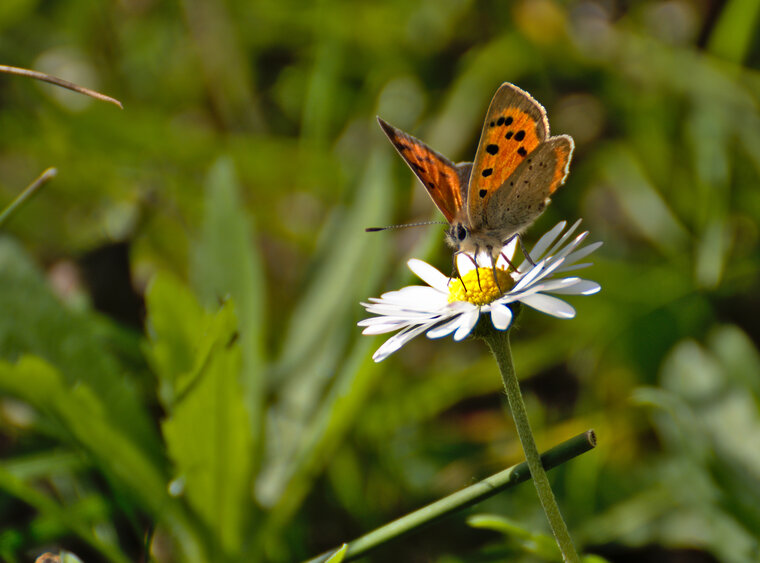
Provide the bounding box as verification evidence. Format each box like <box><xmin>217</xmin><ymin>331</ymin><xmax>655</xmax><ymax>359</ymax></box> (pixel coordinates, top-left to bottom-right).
<box><xmin>365</xmin><ymin>220</ymin><xmax>447</xmax><ymax>232</ymax></box>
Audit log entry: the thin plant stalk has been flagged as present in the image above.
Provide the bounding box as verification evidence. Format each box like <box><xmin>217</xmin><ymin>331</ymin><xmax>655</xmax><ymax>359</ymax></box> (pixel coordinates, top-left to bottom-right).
<box><xmin>482</xmin><ymin>323</ymin><xmax>581</xmax><ymax>563</ymax></box>
<box><xmin>305</xmin><ymin>430</ymin><xmax>595</xmax><ymax>563</ymax></box>
<box><xmin>0</xmin><ymin>65</ymin><xmax>123</xmax><ymax>108</ymax></box>
<box><xmin>0</xmin><ymin>168</ymin><xmax>57</xmax><ymax>228</ymax></box>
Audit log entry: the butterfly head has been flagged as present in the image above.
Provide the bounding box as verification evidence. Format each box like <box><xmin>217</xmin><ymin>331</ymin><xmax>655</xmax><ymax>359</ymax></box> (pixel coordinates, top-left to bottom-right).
<box><xmin>446</xmin><ymin>221</ymin><xmax>504</xmax><ymax>254</ymax></box>
<box><xmin>447</xmin><ymin>222</ymin><xmax>469</xmax><ymax>248</ymax></box>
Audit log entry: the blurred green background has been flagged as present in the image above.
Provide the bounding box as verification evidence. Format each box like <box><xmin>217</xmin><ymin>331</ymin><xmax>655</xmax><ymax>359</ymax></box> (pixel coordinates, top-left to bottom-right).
<box><xmin>1</xmin><ymin>0</ymin><xmax>759</xmax><ymax>561</ymax></box>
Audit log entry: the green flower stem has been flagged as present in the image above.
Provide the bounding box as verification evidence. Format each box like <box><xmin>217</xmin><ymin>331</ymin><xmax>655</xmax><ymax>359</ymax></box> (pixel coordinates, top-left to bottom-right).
<box><xmin>0</xmin><ymin>167</ymin><xmax>57</xmax><ymax>228</ymax></box>
<box><xmin>483</xmin><ymin>325</ymin><xmax>582</xmax><ymax>563</ymax></box>
<box><xmin>304</xmin><ymin>430</ymin><xmax>595</xmax><ymax>563</ymax></box>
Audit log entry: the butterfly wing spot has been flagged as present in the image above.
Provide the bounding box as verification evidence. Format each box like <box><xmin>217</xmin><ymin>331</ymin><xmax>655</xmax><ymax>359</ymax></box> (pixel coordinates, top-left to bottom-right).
<box><xmin>466</xmin><ymin>83</ymin><xmax>558</xmax><ymax>232</ymax></box>
<box><xmin>471</xmin><ymin>107</ymin><xmax>542</xmax><ymax>216</ymax></box>
<box><xmin>479</xmin><ymin>189</ymin><xmax>487</xmax><ymax>198</ymax></box>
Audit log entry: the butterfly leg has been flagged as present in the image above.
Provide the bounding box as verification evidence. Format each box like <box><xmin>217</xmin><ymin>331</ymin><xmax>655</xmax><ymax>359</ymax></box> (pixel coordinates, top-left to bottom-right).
<box><xmin>452</xmin><ymin>250</ymin><xmax>482</xmax><ymax>292</ymax></box>
<box><xmin>451</xmin><ymin>251</ymin><xmax>467</xmax><ymax>291</ymax></box>
<box><xmin>473</xmin><ymin>245</ymin><xmax>483</xmax><ymax>291</ymax></box>
<box><xmin>516</xmin><ymin>234</ymin><xmax>535</xmax><ymax>266</ymax></box>
<box><xmin>503</xmin><ymin>234</ymin><xmax>535</xmax><ymax>267</ymax></box>
<box><xmin>486</xmin><ymin>245</ymin><xmax>505</xmax><ymax>294</ymax></box>
<box><xmin>498</xmin><ymin>249</ymin><xmax>517</xmax><ymax>272</ymax></box>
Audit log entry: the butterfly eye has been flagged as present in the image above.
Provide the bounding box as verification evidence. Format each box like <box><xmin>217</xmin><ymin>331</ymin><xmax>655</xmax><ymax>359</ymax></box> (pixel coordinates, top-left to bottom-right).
<box><xmin>456</xmin><ymin>224</ymin><xmax>468</xmax><ymax>242</ymax></box>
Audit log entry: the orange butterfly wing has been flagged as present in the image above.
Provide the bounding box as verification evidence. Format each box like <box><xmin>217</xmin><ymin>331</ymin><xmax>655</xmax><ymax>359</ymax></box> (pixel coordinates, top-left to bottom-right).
<box><xmin>547</xmin><ymin>135</ymin><xmax>573</xmax><ymax>194</ymax></box>
<box><xmin>467</xmin><ymin>83</ymin><xmax>550</xmax><ymax>229</ymax></box>
<box><xmin>482</xmin><ymin>135</ymin><xmax>574</xmax><ymax>232</ymax></box>
<box><xmin>378</xmin><ymin>117</ymin><xmax>466</xmax><ymax>224</ymax></box>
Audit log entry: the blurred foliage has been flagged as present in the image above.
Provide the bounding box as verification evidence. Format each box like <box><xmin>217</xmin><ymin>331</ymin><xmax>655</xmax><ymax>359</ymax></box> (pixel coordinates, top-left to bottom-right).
<box><xmin>0</xmin><ymin>0</ymin><xmax>759</xmax><ymax>561</ymax></box>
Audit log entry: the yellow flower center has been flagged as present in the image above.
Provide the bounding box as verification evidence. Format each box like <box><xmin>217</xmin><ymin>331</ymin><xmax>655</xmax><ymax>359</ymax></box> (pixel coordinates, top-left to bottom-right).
<box><xmin>448</xmin><ymin>267</ymin><xmax>513</xmax><ymax>305</ymax></box>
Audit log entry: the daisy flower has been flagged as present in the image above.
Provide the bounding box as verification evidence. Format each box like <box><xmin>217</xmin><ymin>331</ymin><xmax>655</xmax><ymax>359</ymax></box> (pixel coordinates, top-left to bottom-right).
<box><xmin>359</xmin><ymin>220</ymin><xmax>602</xmax><ymax>362</ymax></box>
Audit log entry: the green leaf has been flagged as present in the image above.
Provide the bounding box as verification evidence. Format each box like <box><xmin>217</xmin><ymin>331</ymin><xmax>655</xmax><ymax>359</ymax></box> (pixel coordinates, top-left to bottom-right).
<box><xmin>144</xmin><ymin>272</ymin><xmax>207</xmax><ymax>409</ymax></box>
<box><xmin>324</xmin><ymin>543</ymin><xmax>348</xmax><ymax>563</ymax></box>
<box><xmin>0</xmin><ymin>237</ymin><xmax>161</xmax><ymax>461</ymax></box>
<box><xmin>598</xmin><ymin>146</ymin><xmax>689</xmax><ymax>253</ymax></box>
<box><xmin>0</xmin><ymin>357</ymin><xmax>175</xmax><ymax>563</ymax></box>
<box><xmin>59</xmin><ymin>551</ymin><xmax>85</xmax><ymax>563</ymax></box>
<box><xmin>468</xmin><ymin>514</ymin><xmax>607</xmax><ymax>562</ymax></box>
<box><xmin>257</xmin><ymin>150</ymin><xmax>391</xmax><ymax>514</ymax></box>
<box><xmin>0</xmin><ymin>464</ymin><xmax>127</xmax><ymax>563</ymax></box>
<box><xmin>161</xmin><ymin>300</ymin><xmax>254</xmax><ymax>561</ymax></box>
<box><xmin>274</xmin><ymin>150</ymin><xmax>392</xmax><ymax>377</ymax></box>
<box><xmin>468</xmin><ymin>513</ymin><xmax>562</xmax><ymax>561</ymax></box>
<box><xmin>191</xmin><ymin>156</ymin><xmax>266</xmax><ymax>469</ymax></box>
<box><xmin>708</xmin><ymin>0</ymin><xmax>760</xmax><ymax>63</ymax></box>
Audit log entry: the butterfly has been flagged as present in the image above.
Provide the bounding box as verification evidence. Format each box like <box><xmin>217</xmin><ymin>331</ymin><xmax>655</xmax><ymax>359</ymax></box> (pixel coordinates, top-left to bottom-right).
<box><xmin>378</xmin><ymin>82</ymin><xmax>574</xmax><ymax>265</ymax></box>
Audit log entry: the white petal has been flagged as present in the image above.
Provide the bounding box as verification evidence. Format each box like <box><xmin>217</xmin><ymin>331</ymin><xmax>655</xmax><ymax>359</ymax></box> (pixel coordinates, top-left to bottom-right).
<box><xmin>554</xmin><ymin>262</ymin><xmax>593</xmax><ymax>273</ymax></box>
<box><xmin>377</xmin><ymin>286</ymin><xmax>448</xmax><ymax>309</ymax></box>
<box><xmin>362</xmin><ymin>305</ymin><xmax>433</xmax><ymax>319</ymax></box>
<box><xmin>474</xmin><ymin>248</ymin><xmax>493</xmax><ymax>266</ymax></box>
<box><xmin>456</xmin><ymin>252</ymin><xmax>479</xmax><ymax>276</ymax></box>
<box><xmin>552</xmin><ymin>231</ymin><xmax>589</xmax><ymax>262</ymax></box>
<box><xmin>540</xmin><ymin>221</ymin><xmax>582</xmax><ymax>261</ymax></box>
<box><xmin>496</xmin><ymin>237</ymin><xmax>519</xmax><ymax>269</ymax></box>
<box><xmin>362</xmin><ymin>323</ymin><xmax>404</xmax><ymax>335</ymax></box>
<box><xmin>513</xmin><ymin>259</ymin><xmax>549</xmax><ymax>291</ymax></box>
<box><xmin>407</xmin><ymin>259</ymin><xmax>450</xmax><ymax>292</ymax></box>
<box><xmin>362</xmin><ymin>322</ymin><xmax>408</xmax><ymax>335</ymax></box>
<box><xmin>519</xmin><ymin>293</ymin><xmax>576</xmax><ymax>318</ymax></box>
<box><xmin>453</xmin><ymin>308</ymin><xmax>480</xmax><ymax>341</ymax></box>
<box><xmin>545</xmin><ymin>220</ymin><xmax>583</xmax><ymax>258</ymax></box>
<box><xmin>530</xmin><ymin>277</ymin><xmax>582</xmax><ymax>293</ymax></box>
<box><xmin>528</xmin><ymin>221</ymin><xmax>566</xmax><ymax>262</ymax></box>
<box><xmin>358</xmin><ymin>315</ymin><xmax>404</xmax><ymax>327</ymax></box>
<box><xmin>372</xmin><ymin>322</ymin><xmax>435</xmax><ymax>362</ymax></box>
<box><xmin>561</xmin><ymin>241</ymin><xmax>602</xmax><ymax>267</ymax></box>
<box><xmin>361</xmin><ymin>301</ymin><xmax>433</xmax><ymax>317</ymax></box>
<box><xmin>490</xmin><ymin>303</ymin><xmax>513</xmax><ymax>330</ymax></box>
<box><xmin>427</xmin><ymin>313</ymin><xmax>467</xmax><ymax>339</ymax></box>
<box><xmin>533</xmin><ymin>255</ymin><xmax>567</xmax><ymax>280</ymax></box>
<box><xmin>549</xmin><ymin>280</ymin><xmax>601</xmax><ymax>295</ymax></box>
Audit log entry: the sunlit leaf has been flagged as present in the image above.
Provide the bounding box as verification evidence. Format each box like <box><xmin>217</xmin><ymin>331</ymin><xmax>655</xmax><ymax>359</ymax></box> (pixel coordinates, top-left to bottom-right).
<box><xmin>161</xmin><ymin>301</ymin><xmax>254</xmax><ymax>560</ymax></box>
